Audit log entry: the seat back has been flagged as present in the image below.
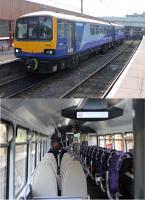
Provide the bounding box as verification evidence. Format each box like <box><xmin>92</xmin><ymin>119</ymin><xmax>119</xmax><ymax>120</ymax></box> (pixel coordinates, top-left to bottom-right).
<box><xmin>107</xmin><ymin>153</ymin><xmax>124</xmax><ymax>199</ymax></box>
<box><xmin>41</xmin><ymin>158</ymin><xmax>57</xmax><ymax>177</ymax></box>
<box><xmin>32</xmin><ymin>161</ymin><xmax>58</xmax><ymax>197</ymax></box>
<box><xmin>60</xmin><ymin>154</ymin><xmax>73</xmax><ymax>176</ymax></box>
<box><xmin>44</xmin><ymin>153</ymin><xmax>57</xmax><ymax>164</ymax></box>
<box><xmin>62</xmin><ymin>161</ymin><xmax>87</xmax><ymax>198</ymax></box>
<box><xmin>43</xmin><ymin>153</ymin><xmax>57</xmax><ymax>175</ymax></box>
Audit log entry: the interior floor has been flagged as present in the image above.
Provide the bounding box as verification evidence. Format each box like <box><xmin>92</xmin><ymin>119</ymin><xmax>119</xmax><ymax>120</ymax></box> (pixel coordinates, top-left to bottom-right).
<box><xmin>87</xmin><ymin>177</ymin><xmax>108</xmax><ymax>199</ymax></box>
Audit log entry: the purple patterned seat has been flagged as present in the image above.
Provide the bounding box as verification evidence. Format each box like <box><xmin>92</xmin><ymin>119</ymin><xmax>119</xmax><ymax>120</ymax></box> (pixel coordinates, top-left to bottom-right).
<box><xmin>107</xmin><ymin>152</ymin><xmax>125</xmax><ymax>199</ymax></box>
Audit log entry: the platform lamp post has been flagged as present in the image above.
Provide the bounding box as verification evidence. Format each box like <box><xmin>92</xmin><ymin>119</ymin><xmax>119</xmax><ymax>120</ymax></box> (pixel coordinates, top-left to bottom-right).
<box><xmin>81</xmin><ymin>0</ymin><xmax>103</xmax><ymax>14</ymax></box>
<box><xmin>81</xmin><ymin>0</ymin><xmax>83</xmax><ymax>14</ymax></box>
<box><xmin>8</xmin><ymin>20</ymin><xmax>13</xmax><ymax>49</ymax></box>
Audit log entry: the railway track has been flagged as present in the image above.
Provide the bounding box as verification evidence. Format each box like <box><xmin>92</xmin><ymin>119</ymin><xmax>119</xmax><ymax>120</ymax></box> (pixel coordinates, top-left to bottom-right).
<box><xmin>0</xmin><ymin>74</ymin><xmax>49</xmax><ymax>98</ymax></box>
<box><xmin>60</xmin><ymin>40</ymin><xmax>140</xmax><ymax>98</ymax></box>
<box><xmin>0</xmin><ymin>41</ymin><xmax>140</xmax><ymax>98</ymax></box>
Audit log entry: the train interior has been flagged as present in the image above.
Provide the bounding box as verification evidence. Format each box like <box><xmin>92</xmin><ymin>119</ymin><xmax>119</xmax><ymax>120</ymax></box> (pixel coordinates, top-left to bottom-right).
<box><xmin>0</xmin><ymin>99</ymin><xmax>145</xmax><ymax>200</ymax></box>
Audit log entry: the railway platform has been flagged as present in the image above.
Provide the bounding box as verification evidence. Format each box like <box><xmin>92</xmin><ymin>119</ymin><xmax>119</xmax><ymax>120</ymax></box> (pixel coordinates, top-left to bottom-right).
<box><xmin>0</xmin><ymin>48</ymin><xmax>15</xmax><ymax>63</ymax></box>
<box><xmin>107</xmin><ymin>36</ymin><xmax>145</xmax><ymax>98</ymax></box>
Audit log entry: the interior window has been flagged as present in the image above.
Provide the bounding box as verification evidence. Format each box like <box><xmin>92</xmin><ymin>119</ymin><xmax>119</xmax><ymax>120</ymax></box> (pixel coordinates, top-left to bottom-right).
<box><xmin>125</xmin><ymin>133</ymin><xmax>134</xmax><ymax>152</ymax></box>
<box><xmin>15</xmin><ymin>128</ymin><xmax>27</xmax><ymax>196</ymax></box>
<box><xmin>88</xmin><ymin>134</ymin><xmax>97</xmax><ymax>146</ymax></box>
<box><xmin>105</xmin><ymin>135</ymin><xmax>113</xmax><ymax>149</ymax></box>
<box><xmin>114</xmin><ymin>134</ymin><xmax>124</xmax><ymax>151</ymax></box>
<box><xmin>98</xmin><ymin>135</ymin><xmax>105</xmax><ymax>147</ymax></box>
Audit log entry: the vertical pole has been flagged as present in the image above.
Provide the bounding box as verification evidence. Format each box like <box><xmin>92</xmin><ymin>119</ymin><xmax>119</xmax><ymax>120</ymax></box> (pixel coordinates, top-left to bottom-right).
<box><xmin>133</xmin><ymin>99</ymin><xmax>145</xmax><ymax>199</ymax></box>
<box><xmin>8</xmin><ymin>20</ymin><xmax>12</xmax><ymax>49</ymax></box>
<box><xmin>81</xmin><ymin>0</ymin><xmax>83</xmax><ymax>14</ymax></box>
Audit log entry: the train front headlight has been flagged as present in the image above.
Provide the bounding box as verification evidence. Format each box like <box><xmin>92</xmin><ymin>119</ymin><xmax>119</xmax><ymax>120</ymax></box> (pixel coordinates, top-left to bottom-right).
<box><xmin>44</xmin><ymin>49</ymin><xmax>55</xmax><ymax>55</ymax></box>
<box><xmin>15</xmin><ymin>48</ymin><xmax>22</xmax><ymax>53</ymax></box>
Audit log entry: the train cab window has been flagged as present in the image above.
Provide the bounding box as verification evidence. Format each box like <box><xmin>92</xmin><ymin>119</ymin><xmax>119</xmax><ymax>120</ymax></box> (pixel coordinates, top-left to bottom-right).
<box><xmin>125</xmin><ymin>133</ymin><xmax>134</xmax><ymax>152</ymax></box>
<box><xmin>16</xmin><ymin>19</ymin><xmax>28</xmax><ymax>39</ymax></box>
<box><xmin>15</xmin><ymin>128</ymin><xmax>28</xmax><ymax>196</ymax></box>
<box><xmin>105</xmin><ymin>135</ymin><xmax>113</xmax><ymax>149</ymax></box>
<box><xmin>39</xmin><ymin>16</ymin><xmax>52</xmax><ymax>40</ymax></box>
<box><xmin>16</xmin><ymin>16</ymin><xmax>52</xmax><ymax>41</ymax></box>
<box><xmin>114</xmin><ymin>134</ymin><xmax>124</xmax><ymax>151</ymax></box>
<box><xmin>98</xmin><ymin>135</ymin><xmax>105</xmax><ymax>147</ymax></box>
<box><xmin>0</xmin><ymin>123</ymin><xmax>8</xmax><ymax>200</ymax></box>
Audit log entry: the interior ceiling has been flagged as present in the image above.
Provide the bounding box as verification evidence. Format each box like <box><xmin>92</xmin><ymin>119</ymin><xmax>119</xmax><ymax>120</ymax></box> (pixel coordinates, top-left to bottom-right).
<box><xmin>1</xmin><ymin>99</ymin><xmax>133</xmax><ymax>136</ymax></box>
<box><xmin>85</xmin><ymin>99</ymin><xmax>133</xmax><ymax>134</ymax></box>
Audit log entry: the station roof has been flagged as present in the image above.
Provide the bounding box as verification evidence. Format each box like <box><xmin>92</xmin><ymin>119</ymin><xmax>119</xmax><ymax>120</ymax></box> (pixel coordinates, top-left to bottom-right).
<box><xmin>0</xmin><ymin>0</ymin><xmax>106</xmax><ymax>22</ymax></box>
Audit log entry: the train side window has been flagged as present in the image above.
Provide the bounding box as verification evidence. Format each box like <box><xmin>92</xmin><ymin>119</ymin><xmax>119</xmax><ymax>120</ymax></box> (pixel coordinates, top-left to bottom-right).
<box><xmin>0</xmin><ymin>123</ymin><xmax>8</xmax><ymax>200</ymax></box>
<box><xmin>114</xmin><ymin>134</ymin><xmax>124</xmax><ymax>151</ymax></box>
<box><xmin>98</xmin><ymin>135</ymin><xmax>105</xmax><ymax>147</ymax></box>
<box><xmin>15</xmin><ymin>127</ymin><xmax>28</xmax><ymax>196</ymax></box>
<box><xmin>125</xmin><ymin>133</ymin><xmax>134</xmax><ymax>152</ymax></box>
<box><xmin>90</xmin><ymin>25</ymin><xmax>95</xmax><ymax>35</ymax></box>
<box><xmin>95</xmin><ymin>26</ymin><xmax>100</xmax><ymax>34</ymax></box>
<box><xmin>58</xmin><ymin>20</ymin><xmax>65</xmax><ymax>37</ymax></box>
<box><xmin>105</xmin><ymin>135</ymin><xmax>113</xmax><ymax>149</ymax></box>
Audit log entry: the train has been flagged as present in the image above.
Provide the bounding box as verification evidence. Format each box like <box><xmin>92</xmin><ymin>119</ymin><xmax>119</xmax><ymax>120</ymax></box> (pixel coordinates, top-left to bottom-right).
<box><xmin>14</xmin><ymin>11</ymin><xmax>125</xmax><ymax>73</ymax></box>
<box><xmin>0</xmin><ymin>98</ymin><xmax>145</xmax><ymax>199</ymax></box>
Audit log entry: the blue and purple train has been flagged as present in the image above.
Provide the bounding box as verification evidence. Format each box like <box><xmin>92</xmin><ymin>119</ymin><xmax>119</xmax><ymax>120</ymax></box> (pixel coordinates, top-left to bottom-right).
<box><xmin>14</xmin><ymin>11</ymin><xmax>125</xmax><ymax>73</ymax></box>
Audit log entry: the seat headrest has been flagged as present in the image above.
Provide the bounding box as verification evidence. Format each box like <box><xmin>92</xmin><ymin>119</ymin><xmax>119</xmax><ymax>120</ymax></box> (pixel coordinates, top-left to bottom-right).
<box><xmin>62</xmin><ymin>162</ymin><xmax>87</xmax><ymax>198</ymax></box>
<box><xmin>41</xmin><ymin>158</ymin><xmax>57</xmax><ymax>176</ymax></box>
<box><xmin>119</xmin><ymin>157</ymin><xmax>134</xmax><ymax>175</ymax></box>
<box><xmin>32</xmin><ymin>162</ymin><xmax>58</xmax><ymax>197</ymax></box>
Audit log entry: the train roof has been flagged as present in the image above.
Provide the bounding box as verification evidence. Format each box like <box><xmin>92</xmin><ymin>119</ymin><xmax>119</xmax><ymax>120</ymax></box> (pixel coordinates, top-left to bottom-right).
<box><xmin>20</xmin><ymin>11</ymin><xmax>111</xmax><ymax>26</ymax></box>
<box><xmin>110</xmin><ymin>22</ymin><xmax>124</xmax><ymax>27</ymax></box>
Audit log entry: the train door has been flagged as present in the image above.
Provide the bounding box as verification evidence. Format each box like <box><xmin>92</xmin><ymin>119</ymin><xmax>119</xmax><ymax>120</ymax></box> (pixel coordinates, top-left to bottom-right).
<box><xmin>112</xmin><ymin>26</ymin><xmax>116</xmax><ymax>43</ymax></box>
<box><xmin>66</xmin><ymin>22</ymin><xmax>75</xmax><ymax>54</ymax></box>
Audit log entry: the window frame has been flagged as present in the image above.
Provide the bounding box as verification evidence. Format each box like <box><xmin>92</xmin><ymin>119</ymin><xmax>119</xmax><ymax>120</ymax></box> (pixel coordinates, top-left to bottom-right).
<box><xmin>98</xmin><ymin>135</ymin><xmax>105</xmax><ymax>147</ymax></box>
<box><xmin>105</xmin><ymin>134</ymin><xmax>113</xmax><ymax>149</ymax></box>
<box><xmin>30</xmin><ymin>132</ymin><xmax>37</xmax><ymax>175</ymax></box>
<box><xmin>0</xmin><ymin>120</ymin><xmax>13</xmax><ymax>200</ymax></box>
<box><xmin>124</xmin><ymin>132</ymin><xmax>134</xmax><ymax>152</ymax></box>
<box><xmin>15</xmin><ymin>16</ymin><xmax>53</xmax><ymax>41</ymax></box>
<box><xmin>15</xmin><ymin>126</ymin><xmax>29</xmax><ymax>198</ymax></box>
<box><xmin>113</xmin><ymin>133</ymin><xmax>125</xmax><ymax>151</ymax></box>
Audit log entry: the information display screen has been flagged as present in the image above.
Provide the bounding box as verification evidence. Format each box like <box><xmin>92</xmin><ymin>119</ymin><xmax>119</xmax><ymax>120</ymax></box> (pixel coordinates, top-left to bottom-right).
<box><xmin>77</xmin><ymin>111</ymin><xmax>109</xmax><ymax>119</ymax></box>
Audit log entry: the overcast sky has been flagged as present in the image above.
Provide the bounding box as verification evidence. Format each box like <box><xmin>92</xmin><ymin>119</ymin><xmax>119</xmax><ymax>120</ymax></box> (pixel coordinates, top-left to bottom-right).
<box><xmin>27</xmin><ymin>0</ymin><xmax>145</xmax><ymax>17</ymax></box>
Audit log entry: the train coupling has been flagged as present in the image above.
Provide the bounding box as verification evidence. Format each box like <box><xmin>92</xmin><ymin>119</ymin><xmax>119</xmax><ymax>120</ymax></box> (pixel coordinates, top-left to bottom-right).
<box><xmin>26</xmin><ymin>58</ymin><xmax>39</xmax><ymax>71</ymax></box>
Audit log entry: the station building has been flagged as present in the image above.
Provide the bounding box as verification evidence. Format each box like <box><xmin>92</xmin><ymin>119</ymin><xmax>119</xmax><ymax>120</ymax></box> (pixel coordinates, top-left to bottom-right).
<box><xmin>0</xmin><ymin>0</ymin><xmax>103</xmax><ymax>49</ymax></box>
<box><xmin>103</xmin><ymin>13</ymin><xmax>145</xmax><ymax>40</ymax></box>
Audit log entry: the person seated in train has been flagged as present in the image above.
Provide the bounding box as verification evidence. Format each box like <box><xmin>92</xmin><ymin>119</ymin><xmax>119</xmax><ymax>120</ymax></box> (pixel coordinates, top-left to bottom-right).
<box><xmin>119</xmin><ymin>158</ymin><xmax>134</xmax><ymax>199</ymax></box>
